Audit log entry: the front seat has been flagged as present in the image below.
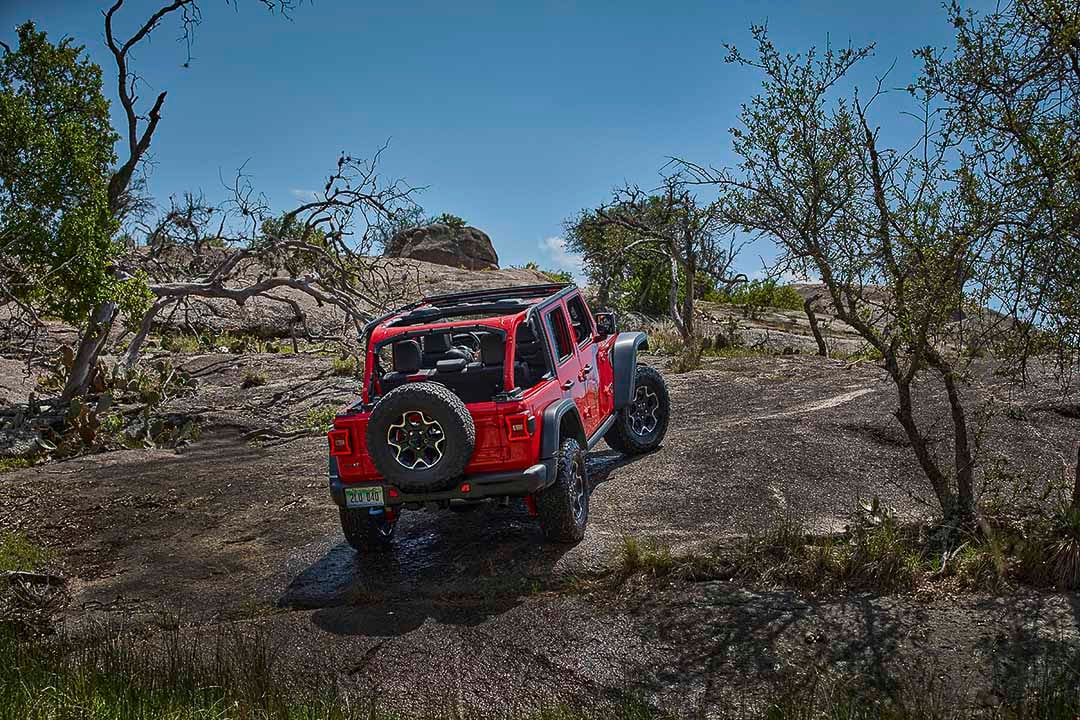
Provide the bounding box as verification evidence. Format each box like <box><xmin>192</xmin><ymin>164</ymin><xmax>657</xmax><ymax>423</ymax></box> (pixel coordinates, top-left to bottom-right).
<box><xmin>421</xmin><ymin>333</ymin><xmax>471</xmax><ymax>368</ymax></box>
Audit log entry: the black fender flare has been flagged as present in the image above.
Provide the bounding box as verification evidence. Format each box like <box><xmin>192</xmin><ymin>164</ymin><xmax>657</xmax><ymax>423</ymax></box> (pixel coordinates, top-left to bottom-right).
<box><xmin>611</xmin><ymin>331</ymin><xmax>649</xmax><ymax>409</ymax></box>
<box><xmin>539</xmin><ymin>398</ymin><xmax>587</xmax><ymax>459</ymax></box>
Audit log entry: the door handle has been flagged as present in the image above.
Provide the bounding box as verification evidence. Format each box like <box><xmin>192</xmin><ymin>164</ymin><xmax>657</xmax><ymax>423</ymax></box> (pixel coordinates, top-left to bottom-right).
<box><xmin>561</xmin><ymin>379</ymin><xmax>575</xmax><ymax>391</ymax></box>
<box><xmin>578</xmin><ymin>364</ymin><xmax>592</xmax><ymax>381</ymax></box>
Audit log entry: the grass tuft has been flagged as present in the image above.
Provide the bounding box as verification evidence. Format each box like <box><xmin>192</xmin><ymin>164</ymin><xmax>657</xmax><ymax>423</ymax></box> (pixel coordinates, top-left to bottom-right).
<box><xmin>240</xmin><ymin>368</ymin><xmax>268</xmax><ymax>389</ymax></box>
<box><xmin>331</xmin><ymin>356</ymin><xmax>358</xmax><ymax>377</ymax></box>
<box><xmin>0</xmin><ymin>457</ymin><xmax>34</xmax><ymax>474</ymax></box>
<box><xmin>0</xmin><ymin>532</ymin><xmax>50</xmax><ymax>572</ymax></box>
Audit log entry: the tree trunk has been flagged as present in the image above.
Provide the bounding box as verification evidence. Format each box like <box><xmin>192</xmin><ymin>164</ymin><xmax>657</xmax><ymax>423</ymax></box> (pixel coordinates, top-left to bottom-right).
<box><xmin>597</xmin><ymin>277</ymin><xmax>611</xmax><ymax>309</ymax></box>
<box><xmin>667</xmin><ymin>250</ymin><xmax>689</xmax><ymax>342</ymax></box>
<box><xmin>1072</xmin><ymin>443</ymin><xmax>1080</xmax><ymax>511</ymax></box>
<box><xmin>940</xmin><ymin>366</ymin><xmax>976</xmax><ymax>526</ymax></box>
<box><xmin>61</xmin><ymin>301</ymin><xmax>117</xmax><ymax>400</ymax></box>
<box><xmin>124</xmin><ymin>298</ymin><xmax>172</xmax><ymax>369</ymax></box>
<box><xmin>804</xmin><ymin>294</ymin><xmax>828</xmax><ymax>356</ymax></box>
<box><xmin>681</xmin><ymin>234</ymin><xmax>697</xmax><ymax>344</ymax></box>
<box><xmin>892</xmin><ymin>374</ymin><xmax>959</xmax><ymax>522</ymax></box>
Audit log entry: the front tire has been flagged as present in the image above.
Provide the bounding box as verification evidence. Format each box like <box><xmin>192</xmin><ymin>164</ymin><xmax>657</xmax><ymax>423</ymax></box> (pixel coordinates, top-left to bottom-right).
<box><xmin>340</xmin><ymin>508</ymin><xmax>396</xmax><ymax>553</ymax></box>
<box><xmin>536</xmin><ymin>437</ymin><xmax>589</xmax><ymax>543</ymax></box>
<box><xmin>604</xmin><ymin>364</ymin><xmax>670</xmax><ymax>455</ymax></box>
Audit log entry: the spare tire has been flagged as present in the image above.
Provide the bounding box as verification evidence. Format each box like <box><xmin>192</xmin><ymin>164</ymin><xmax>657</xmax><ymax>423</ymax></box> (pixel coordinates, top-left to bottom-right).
<box><xmin>366</xmin><ymin>382</ymin><xmax>475</xmax><ymax>492</ymax></box>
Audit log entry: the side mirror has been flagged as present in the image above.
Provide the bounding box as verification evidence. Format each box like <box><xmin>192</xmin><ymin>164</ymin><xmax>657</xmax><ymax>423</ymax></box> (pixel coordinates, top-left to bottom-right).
<box><xmin>594</xmin><ymin>311</ymin><xmax>617</xmax><ymax>338</ymax></box>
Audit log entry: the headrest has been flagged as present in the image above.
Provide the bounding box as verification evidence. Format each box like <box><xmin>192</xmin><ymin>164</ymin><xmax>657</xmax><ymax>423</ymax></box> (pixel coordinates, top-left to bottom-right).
<box><xmin>480</xmin><ymin>334</ymin><xmax>504</xmax><ymax>365</ymax></box>
<box><xmin>516</xmin><ymin>324</ymin><xmax>538</xmax><ymax>343</ymax></box>
<box><xmin>392</xmin><ymin>340</ymin><xmax>421</xmax><ymax>374</ymax></box>
<box><xmin>435</xmin><ymin>358</ymin><xmax>468</xmax><ymax>373</ymax></box>
<box><xmin>424</xmin><ymin>334</ymin><xmax>452</xmax><ymax>353</ymax></box>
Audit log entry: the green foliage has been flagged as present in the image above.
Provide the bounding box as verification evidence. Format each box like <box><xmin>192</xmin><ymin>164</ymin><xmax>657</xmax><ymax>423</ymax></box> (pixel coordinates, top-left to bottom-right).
<box><xmin>432</xmin><ymin>212</ymin><xmax>467</xmax><ymax>229</ymax></box>
<box><xmin>289</xmin><ymin>404</ymin><xmax>339</xmax><ymax>433</ymax></box>
<box><xmin>0</xmin><ymin>22</ymin><xmax>126</xmax><ymax>325</ymax></box>
<box><xmin>522</xmin><ymin>262</ymin><xmax>573</xmax><ymax>284</ymax></box>
<box><xmin>566</xmin><ymin>210</ymin><xmax>720</xmax><ymax>316</ymax></box>
<box><xmin>709</xmin><ymin>279</ymin><xmax>804</xmax><ymax>313</ymax></box>
<box><xmin>258</xmin><ymin>213</ymin><xmax>328</xmax><ymax>248</ymax></box>
<box><xmin>0</xmin><ymin>457</ymin><xmax>34</xmax><ymax>474</ymax></box>
<box><xmin>158</xmin><ymin>329</ymin><xmax>274</xmax><ymax>355</ymax></box>
<box><xmin>331</xmin><ymin>356</ymin><xmax>357</xmax><ymax>377</ymax></box>
<box><xmin>31</xmin><ymin>352</ymin><xmax>199</xmax><ymax>454</ymax></box>
<box><xmin>0</xmin><ymin>532</ymin><xmax>50</xmax><ymax>572</ymax></box>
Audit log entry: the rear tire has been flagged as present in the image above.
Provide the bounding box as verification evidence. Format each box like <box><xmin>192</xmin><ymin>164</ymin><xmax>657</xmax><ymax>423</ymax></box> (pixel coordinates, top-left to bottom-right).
<box><xmin>536</xmin><ymin>437</ymin><xmax>589</xmax><ymax>543</ymax></box>
<box><xmin>605</xmin><ymin>364</ymin><xmax>670</xmax><ymax>455</ymax></box>
<box><xmin>340</xmin><ymin>508</ymin><xmax>396</xmax><ymax>553</ymax></box>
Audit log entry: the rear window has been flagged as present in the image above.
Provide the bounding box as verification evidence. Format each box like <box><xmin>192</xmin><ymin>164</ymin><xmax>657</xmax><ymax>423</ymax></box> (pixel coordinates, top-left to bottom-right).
<box><xmin>545</xmin><ymin>307</ymin><xmax>574</xmax><ymax>364</ymax></box>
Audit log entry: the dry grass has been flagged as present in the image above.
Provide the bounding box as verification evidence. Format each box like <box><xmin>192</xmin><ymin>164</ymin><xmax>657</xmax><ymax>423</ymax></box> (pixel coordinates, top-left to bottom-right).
<box><xmin>615</xmin><ymin>499</ymin><xmax>1080</xmax><ymax>595</ymax></box>
<box><xmin>240</xmin><ymin>368</ymin><xmax>268</xmax><ymax>389</ymax></box>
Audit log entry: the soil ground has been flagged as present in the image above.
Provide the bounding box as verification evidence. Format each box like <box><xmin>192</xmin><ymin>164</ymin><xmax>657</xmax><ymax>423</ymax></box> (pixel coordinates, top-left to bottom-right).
<box><xmin>2</xmin><ymin>351</ymin><xmax>1078</xmax><ymax>716</ymax></box>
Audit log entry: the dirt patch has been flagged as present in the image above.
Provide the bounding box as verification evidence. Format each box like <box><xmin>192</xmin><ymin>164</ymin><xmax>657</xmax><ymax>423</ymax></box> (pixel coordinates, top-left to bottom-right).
<box><xmin>1</xmin><ymin>353</ymin><xmax>1078</xmax><ymax>714</ymax></box>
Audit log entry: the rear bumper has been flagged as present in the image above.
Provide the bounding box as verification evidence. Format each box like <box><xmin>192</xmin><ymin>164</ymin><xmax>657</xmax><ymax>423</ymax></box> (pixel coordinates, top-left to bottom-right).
<box><xmin>328</xmin><ymin>457</ymin><xmax>556</xmax><ymax>509</ymax></box>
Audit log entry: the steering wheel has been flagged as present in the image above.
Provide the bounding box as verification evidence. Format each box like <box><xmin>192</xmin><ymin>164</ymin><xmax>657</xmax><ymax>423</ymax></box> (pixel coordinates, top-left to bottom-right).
<box><xmin>451</xmin><ymin>332</ymin><xmax>482</xmax><ymax>360</ymax></box>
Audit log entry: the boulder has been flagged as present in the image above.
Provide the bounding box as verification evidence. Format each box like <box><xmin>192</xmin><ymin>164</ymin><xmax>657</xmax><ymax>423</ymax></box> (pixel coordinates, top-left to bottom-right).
<box><xmin>386</xmin><ymin>224</ymin><xmax>499</xmax><ymax>270</ymax></box>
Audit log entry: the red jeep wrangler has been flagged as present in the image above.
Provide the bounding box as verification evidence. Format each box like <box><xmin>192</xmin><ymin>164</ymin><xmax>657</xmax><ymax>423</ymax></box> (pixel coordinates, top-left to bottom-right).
<box><xmin>326</xmin><ymin>283</ymin><xmax>669</xmax><ymax>552</ymax></box>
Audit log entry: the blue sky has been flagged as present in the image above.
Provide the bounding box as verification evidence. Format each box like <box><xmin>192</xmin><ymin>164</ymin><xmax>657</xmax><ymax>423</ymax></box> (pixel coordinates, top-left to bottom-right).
<box><xmin>2</xmin><ymin>0</ymin><xmax>976</xmax><ymax>278</ymax></box>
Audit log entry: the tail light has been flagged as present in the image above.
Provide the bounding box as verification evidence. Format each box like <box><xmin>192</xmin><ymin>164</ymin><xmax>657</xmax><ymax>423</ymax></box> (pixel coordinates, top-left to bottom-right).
<box><xmin>505</xmin><ymin>413</ymin><xmax>535</xmax><ymax>441</ymax></box>
<box><xmin>328</xmin><ymin>429</ymin><xmax>352</xmax><ymax>456</ymax></box>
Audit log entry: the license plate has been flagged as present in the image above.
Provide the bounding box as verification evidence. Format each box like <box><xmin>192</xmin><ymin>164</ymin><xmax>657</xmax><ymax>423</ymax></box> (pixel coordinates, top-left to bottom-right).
<box><xmin>344</xmin><ymin>486</ymin><xmax>384</xmax><ymax>508</ymax></box>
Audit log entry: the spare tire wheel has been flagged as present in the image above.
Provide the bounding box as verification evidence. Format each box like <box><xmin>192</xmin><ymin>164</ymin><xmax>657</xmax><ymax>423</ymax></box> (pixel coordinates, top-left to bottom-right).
<box><xmin>366</xmin><ymin>382</ymin><xmax>475</xmax><ymax>492</ymax></box>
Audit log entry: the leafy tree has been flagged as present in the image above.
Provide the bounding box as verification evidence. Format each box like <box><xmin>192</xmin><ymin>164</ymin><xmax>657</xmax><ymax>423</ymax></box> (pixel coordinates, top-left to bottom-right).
<box><xmin>919</xmin><ymin>0</ymin><xmax>1080</xmax><ymax>384</ymax></box>
<box><xmin>0</xmin><ymin>1</ymin><xmax>299</xmax><ymax>399</ymax></box>
<box><xmin>0</xmin><ymin>23</ymin><xmax>130</xmax><ymax>325</ymax></box>
<box><xmin>567</xmin><ymin>176</ymin><xmax>745</xmax><ymax>341</ymax></box>
<box><xmin>683</xmin><ymin>16</ymin><xmax>1078</xmax><ymax>528</ymax></box>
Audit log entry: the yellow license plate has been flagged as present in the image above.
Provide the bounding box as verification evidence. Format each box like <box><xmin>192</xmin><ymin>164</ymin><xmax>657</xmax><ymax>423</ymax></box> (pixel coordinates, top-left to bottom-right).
<box><xmin>344</xmin><ymin>486</ymin><xmax>384</xmax><ymax>508</ymax></box>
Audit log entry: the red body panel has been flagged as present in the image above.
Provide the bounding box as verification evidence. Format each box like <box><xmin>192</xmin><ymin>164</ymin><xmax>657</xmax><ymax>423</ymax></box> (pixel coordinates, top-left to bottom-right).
<box><xmin>333</xmin><ymin>287</ymin><xmax>615</xmax><ymax>488</ymax></box>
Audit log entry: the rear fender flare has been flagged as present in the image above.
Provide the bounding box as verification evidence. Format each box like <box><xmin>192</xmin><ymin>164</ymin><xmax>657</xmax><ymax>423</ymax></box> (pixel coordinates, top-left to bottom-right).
<box><xmin>539</xmin><ymin>399</ymin><xmax>586</xmax><ymax>459</ymax></box>
<box><xmin>612</xmin><ymin>331</ymin><xmax>648</xmax><ymax>409</ymax></box>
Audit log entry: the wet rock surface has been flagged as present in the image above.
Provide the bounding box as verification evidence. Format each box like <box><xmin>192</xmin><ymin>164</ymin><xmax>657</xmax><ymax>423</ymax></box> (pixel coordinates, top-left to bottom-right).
<box><xmin>1</xmin><ymin>353</ymin><xmax>1078</xmax><ymax>714</ymax></box>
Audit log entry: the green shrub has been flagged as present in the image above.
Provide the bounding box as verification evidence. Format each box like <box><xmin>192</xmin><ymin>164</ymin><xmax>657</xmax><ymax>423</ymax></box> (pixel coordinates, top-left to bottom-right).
<box><xmin>523</xmin><ymin>262</ymin><xmax>574</xmax><ymax>284</ymax></box>
<box><xmin>433</xmin><ymin>212</ymin><xmax>467</xmax><ymax>229</ymax></box>
<box><xmin>290</xmin><ymin>404</ymin><xmax>339</xmax><ymax>433</ymax></box>
<box><xmin>709</xmin><ymin>279</ymin><xmax>804</xmax><ymax>312</ymax></box>
<box><xmin>241</xmin><ymin>368</ymin><xmax>268</xmax><ymax>389</ymax></box>
<box><xmin>331</xmin><ymin>356</ymin><xmax>358</xmax><ymax>377</ymax></box>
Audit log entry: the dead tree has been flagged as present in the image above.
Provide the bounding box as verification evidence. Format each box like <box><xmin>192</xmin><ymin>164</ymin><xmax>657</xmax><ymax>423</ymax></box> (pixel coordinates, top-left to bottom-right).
<box><xmin>120</xmin><ymin>153</ymin><xmax>420</xmax><ymax>368</ymax></box>
<box><xmin>62</xmin><ymin>0</ymin><xmax>300</xmax><ymax>399</ymax></box>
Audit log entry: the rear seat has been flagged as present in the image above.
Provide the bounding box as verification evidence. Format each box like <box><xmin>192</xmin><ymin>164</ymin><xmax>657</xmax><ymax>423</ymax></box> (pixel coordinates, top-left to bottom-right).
<box><xmin>380</xmin><ymin>333</ymin><xmax>534</xmax><ymax>402</ymax></box>
<box><xmin>378</xmin><ymin>340</ymin><xmax>433</xmax><ymax>394</ymax></box>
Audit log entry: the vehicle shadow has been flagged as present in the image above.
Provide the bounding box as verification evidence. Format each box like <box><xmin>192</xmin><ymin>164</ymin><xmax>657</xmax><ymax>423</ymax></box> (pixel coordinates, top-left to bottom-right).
<box><xmin>277</xmin><ymin>449</ymin><xmax>647</xmax><ymax>637</ymax></box>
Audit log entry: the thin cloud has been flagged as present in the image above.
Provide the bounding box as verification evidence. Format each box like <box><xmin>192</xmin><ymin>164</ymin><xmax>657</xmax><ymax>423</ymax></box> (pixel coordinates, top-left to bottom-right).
<box><xmin>539</xmin><ymin>236</ymin><xmax>585</xmax><ymax>280</ymax></box>
<box><xmin>289</xmin><ymin>188</ymin><xmax>320</xmax><ymax>201</ymax></box>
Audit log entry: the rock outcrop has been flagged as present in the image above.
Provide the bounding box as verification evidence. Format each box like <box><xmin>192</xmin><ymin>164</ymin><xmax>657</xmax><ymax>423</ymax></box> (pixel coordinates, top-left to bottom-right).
<box><xmin>386</xmin><ymin>224</ymin><xmax>499</xmax><ymax>270</ymax></box>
